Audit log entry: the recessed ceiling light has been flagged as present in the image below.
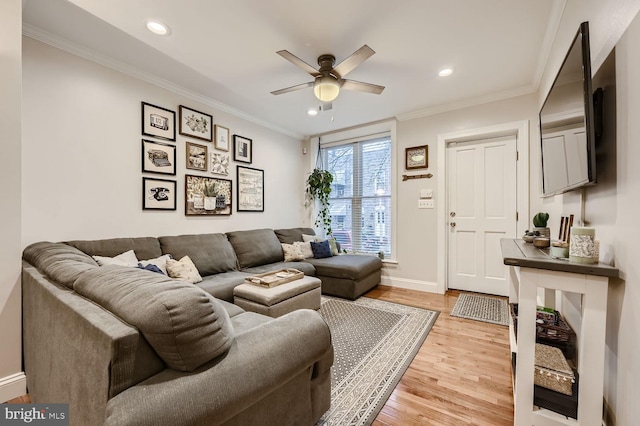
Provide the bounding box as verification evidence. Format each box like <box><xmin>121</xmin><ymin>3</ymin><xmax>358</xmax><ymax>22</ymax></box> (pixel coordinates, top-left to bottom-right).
<box><xmin>307</xmin><ymin>108</ymin><xmax>318</xmax><ymax>116</ymax></box>
<box><xmin>438</xmin><ymin>68</ymin><xmax>454</xmax><ymax>77</ymax></box>
<box><xmin>146</xmin><ymin>20</ymin><xmax>171</xmax><ymax>36</ymax></box>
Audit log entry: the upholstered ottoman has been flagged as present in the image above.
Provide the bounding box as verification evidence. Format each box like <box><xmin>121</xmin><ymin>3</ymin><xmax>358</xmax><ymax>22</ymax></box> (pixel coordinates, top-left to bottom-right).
<box><xmin>305</xmin><ymin>255</ymin><xmax>382</xmax><ymax>300</ymax></box>
<box><xmin>233</xmin><ymin>276</ymin><xmax>322</xmax><ymax>317</ymax></box>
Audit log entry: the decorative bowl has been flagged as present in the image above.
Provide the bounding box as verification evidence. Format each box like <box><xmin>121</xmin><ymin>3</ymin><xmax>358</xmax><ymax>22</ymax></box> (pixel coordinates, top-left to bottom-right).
<box><xmin>533</xmin><ymin>237</ymin><xmax>550</xmax><ymax>248</ymax></box>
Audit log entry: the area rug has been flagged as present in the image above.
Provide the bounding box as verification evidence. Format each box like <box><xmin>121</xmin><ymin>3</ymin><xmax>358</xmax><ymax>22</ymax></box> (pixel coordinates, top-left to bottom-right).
<box><xmin>317</xmin><ymin>296</ymin><xmax>439</xmax><ymax>426</ymax></box>
<box><xmin>450</xmin><ymin>293</ymin><xmax>509</xmax><ymax>326</ymax></box>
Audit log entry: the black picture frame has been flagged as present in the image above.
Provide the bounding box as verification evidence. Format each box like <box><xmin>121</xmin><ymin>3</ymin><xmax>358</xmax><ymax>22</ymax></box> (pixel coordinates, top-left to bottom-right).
<box><xmin>233</xmin><ymin>135</ymin><xmax>252</xmax><ymax>163</ymax></box>
<box><xmin>179</xmin><ymin>105</ymin><xmax>213</xmax><ymax>141</ymax></box>
<box><xmin>142</xmin><ymin>139</ymin><xmax>176</xmax><ymax>175</ymax></box>
<box><xmin>237</xmin><ymin>165</ymin><xmax>264</xmax><ymax>212</ymax></box>
<box><xmin>141</xmin><ymin>102</ymin><xmax>176</xmax><ymax>141</ymax></box>
<box><xmin>142</xmin><ymin>177</ymin><xmax>177</xmax><ymax>210</ymax></box>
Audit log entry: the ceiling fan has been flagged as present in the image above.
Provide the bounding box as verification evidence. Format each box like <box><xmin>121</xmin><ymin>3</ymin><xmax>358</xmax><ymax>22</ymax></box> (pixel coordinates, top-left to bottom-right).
<box><xmin>271</xmin><ymin>45</ymin><xmax>385</xmax><ymax>111</ymax></box>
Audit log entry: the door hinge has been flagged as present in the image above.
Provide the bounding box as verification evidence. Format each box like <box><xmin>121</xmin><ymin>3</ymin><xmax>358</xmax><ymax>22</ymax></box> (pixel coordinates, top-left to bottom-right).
<box><xmin>516</xmin><ymin>211</ymin><xmax>519</xmax><ymax>221</ymax></box>
<box><xmin>516</xmin><ymin>151</ymin><xmax>519</xmax><ymax>161</ymax></box>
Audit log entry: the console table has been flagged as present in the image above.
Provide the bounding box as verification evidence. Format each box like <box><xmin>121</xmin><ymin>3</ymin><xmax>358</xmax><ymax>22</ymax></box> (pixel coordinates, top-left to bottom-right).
<box><xmin>501</xmin><ymin>238</ymin><xmax>618</xmax><ymax>425</ymax></box>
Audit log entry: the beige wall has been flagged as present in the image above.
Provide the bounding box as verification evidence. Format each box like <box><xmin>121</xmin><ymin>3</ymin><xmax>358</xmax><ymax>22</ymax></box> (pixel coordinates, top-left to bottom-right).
<box><xmin>0</xmin><ymin>0</ymin><xmax>26</xmax><ymax>402</ymax></box>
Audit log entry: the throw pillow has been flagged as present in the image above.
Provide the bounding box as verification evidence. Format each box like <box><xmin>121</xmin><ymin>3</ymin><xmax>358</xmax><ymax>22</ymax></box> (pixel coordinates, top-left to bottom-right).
<box><xmin>281</xmin><ymin>243</ymin><xmax>305</xmax><ymax>262</ymax></box>
<box><xmin>302</xmin><ymin>234</ymin><xmax>324</xmax><ymax>243</ymax></box>
<box><xmin>166</xmin><ymin>255</ymin><xmax>203</xmax><ymax>284</ymax></box>
<box><xmin>293</xmin><ymin>241</ymin><xmax>314</xmax><ymax>259</ymax></box>
<box><xmin>138</xmin><ymin>254</ymin><xmax>172</xmax><ymax>275</ymax></box>
<box><xmin>327</xmin><ymin>238</ymin><xmax>339</xmax><ymax>256</ymax></box>
<box><xmin>137</xmin><ymin>263</ymin><xmax>164</xmax><ymax>274</ymax></box>
<box><xmin>92</xmin><ymin>249</ymin><xmax>139</xmax><ymax>267</ymax></box>
<box><xmin>310</xmin><ymin>240</ymin><xmax>333</xmax><ymax>259</ymax></box>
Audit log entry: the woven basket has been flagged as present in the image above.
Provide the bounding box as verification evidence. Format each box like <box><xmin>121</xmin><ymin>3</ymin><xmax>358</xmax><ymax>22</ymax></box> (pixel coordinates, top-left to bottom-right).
<box><xmin>534</xmin><ymin>343</ymin><xmax>575</xmax><ymax>395</ymax></box>
<box><xmin>510</xmin><ymin>303</ymin><xmax>575</xmax><ymax>344</ymax></box>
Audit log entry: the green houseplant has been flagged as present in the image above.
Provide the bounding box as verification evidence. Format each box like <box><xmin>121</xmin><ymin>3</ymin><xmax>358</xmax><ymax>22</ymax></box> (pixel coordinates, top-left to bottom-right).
<box><xmin>532</xmin><ymin>212</ymin><xmax>550</xmax><ymax>238</ymax></box>
<box><xmin>306</xmin><ymin>168</ymin><xmax>333</xmax><ymax>235</ymax></box>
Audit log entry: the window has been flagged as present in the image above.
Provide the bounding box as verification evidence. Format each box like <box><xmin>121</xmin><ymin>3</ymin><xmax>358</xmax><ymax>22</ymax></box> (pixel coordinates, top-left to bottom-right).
<box><xmin>321</xmin><ymin>135</ymin><xmax>392</xmax><ymax>256</ymax></box>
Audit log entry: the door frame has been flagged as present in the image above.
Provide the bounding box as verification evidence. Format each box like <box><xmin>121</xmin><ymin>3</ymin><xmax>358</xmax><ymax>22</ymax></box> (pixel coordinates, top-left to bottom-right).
<box><xmin>436</xmin><ymin>120</ymin><xmax>530</xmax><ymax>294</ymax></box>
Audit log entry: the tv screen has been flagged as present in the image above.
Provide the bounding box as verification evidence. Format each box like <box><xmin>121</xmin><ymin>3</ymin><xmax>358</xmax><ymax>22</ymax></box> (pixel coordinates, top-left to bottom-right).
<box><xmin>539</xmin><ymin>22</ymin><xmax>597</xmax><ymax>197</ymax></box>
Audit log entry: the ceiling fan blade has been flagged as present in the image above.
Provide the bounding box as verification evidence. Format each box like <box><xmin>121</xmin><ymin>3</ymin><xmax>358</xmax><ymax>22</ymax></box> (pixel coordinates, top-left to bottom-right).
<box><xmin>341</xmin><ymin>79</ymin><xmax>385</xmax><ymax>95</ymax></box>
<box><xmin>333</xmin><ymin>45</ymin><xmax>375</xmax><ymax>77</ymax></box>
<box><xmin>271</xmin><ymin>81</ymin><xmax>314</xmax><ymax>96</ymax></box>
<box><xmin>321</xmin><ymin>101</ymin><xmax>333</xmax><ymax>111</ymax></box>
<box><xmin>276</xmin><ymin>50</ymin><xmax>321</xmax><ymax>77</ymax></box>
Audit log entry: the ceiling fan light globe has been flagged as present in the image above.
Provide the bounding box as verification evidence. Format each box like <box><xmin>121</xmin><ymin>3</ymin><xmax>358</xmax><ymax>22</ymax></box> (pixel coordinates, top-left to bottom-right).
<box><xmin>314</xmin><ymin>76</ymin><xmax>340</xmax><ymax>102</ymax></box>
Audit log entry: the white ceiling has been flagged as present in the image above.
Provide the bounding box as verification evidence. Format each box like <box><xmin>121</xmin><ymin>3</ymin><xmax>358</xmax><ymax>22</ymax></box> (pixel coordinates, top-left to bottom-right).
<box><xmin>22</xmin><ymin>0</ymin><xmax>560</xmax><ymax>139</ymax></box>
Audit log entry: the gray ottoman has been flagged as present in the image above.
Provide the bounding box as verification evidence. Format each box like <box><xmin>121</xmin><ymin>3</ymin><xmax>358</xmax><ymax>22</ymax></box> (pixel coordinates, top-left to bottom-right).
<box><xmin>233</xmin><ymin>276</ymin><xmax>322</xmax><ymax>317</ymax></box>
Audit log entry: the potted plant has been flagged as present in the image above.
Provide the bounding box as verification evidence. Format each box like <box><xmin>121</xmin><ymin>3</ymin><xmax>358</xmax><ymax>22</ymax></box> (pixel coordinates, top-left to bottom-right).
<box><xmin>203</xmin><ymin>181</ymin><xmax>217</xmax><ymax>211</ymax></box>
<box><xmin>306</xmin><ymin>168</ymin><xmax>333</xmax><ymax>235</ymax></box>
<box><xmin>532</xmin><ymin>212</ymin><xmax>550</xmax><ymax>238</ymax></box>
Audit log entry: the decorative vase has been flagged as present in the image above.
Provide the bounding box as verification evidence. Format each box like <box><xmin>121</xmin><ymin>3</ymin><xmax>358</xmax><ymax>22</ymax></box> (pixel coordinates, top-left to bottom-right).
<box><xmin>533</xmin><ymin>227</ymin><xmax>550</xmax><ymax>238</ymax></box>
<box><xmin>216</xmin><ymin>195</ymin><xmax>226</xmax><ymax>209</ymax></box>
<box><xmin>204</xmin><ymin>196</ymin><xmax>216</xmax><ymax>211</ymax></box>
<box><xmin>569</xmin><ymin>227</ymin><xmax>596</xmax><ymax>264</ymax></box>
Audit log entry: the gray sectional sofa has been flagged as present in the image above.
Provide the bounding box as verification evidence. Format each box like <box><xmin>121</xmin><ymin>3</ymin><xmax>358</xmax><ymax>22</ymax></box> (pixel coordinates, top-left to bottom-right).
<box><xmin>21</xmin><ymin>227</ymin><xmax>381</xmax><ymax>425</ymax></box>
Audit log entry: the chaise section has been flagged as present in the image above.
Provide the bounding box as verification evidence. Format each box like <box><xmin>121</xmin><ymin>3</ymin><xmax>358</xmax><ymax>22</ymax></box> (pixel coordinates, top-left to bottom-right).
<box><xmin>306</xmin><ymin>254</ymin><xmax>382</xmax><ymax>300</ymax></box>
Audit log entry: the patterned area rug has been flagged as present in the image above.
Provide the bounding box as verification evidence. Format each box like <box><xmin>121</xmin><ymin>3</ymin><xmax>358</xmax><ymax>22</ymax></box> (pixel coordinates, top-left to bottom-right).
<box><xmin>317</xmin><ymin>296</ymin><xmax>439</xmax><ymax>426</ymax></box>
<box><xmin>450</xmin><ymin>293</ymin><xmax>509</xmax><ymax>325</ymax></box>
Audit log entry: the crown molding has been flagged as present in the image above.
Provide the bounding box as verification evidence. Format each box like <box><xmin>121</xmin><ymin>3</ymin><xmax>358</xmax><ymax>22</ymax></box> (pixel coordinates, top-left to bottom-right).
<box><xmin>22</xmin><ymin>23</ymin><xmax>303</xmax><ymax>140</ymax></box>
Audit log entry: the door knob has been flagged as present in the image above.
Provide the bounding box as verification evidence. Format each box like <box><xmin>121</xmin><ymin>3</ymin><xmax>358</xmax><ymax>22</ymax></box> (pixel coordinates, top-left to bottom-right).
<box><xmin>450</xmin><ymin>222</ymin><xmax>456</xmax><ymax>228</ymax></box>
<box><xmin>450</xmin><ymin>211</ymin><xmax>456</xmax><ymax>217</ymax></box>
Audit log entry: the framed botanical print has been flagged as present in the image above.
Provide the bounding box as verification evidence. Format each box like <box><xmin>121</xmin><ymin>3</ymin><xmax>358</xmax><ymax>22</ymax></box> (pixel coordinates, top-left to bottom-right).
<box><xmin>237</xmin><ymin>166</ymin><xmax>264</xmax><ymax>212</ymax></box>
<box><xmin>185</xmin><ymin>174</ymin><xmax>232</xmax><ymax>216</ymax></box>
<box><xmin>214</xmin><ymin>125</ymin><xmax>230</xmax><ymax>151</ymax></box>
<box><xmin>142</xmin><ymin>177</ymin><xmax>176</xmax><ymax>210</ymax></box>
<box><xmin>179</xmin><ymin>105</ymin><xmax>213</xmax><ymax>141</ymax></box>
<box><xmin>142</xmin><ymin>139</ymin><xmax>176</xmax><ymax>175</ymax></box>
<box><xmin>211</xmin><ymin>153</ymin><xmax>230</xmax><ymax>175</ymax></box>
<box><xmin>141</xmin><ymin>102</ymin><xmax>176</xmax><ymax>141</ymax></box>
<box><xmin>405</xmin><ymin>145</ymin><xmax>428</xmax><ymax>170</ymax></box>
<box><xmin>233</xmin><ymin>135</ymin><xmax>252</xmax><ymax>163</ymax></box>
<box><xmin>185</xmin><ymin>142</ymin><xmax>208</xmax><ymax>171</ymax></box>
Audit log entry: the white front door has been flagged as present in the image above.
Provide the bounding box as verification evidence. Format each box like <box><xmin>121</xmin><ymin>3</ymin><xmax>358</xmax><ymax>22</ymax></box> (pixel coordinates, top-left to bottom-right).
<box><xmin>447</xmin><ymin>136</ymin><xmax>517</xmax><ymax>296</ymax></box>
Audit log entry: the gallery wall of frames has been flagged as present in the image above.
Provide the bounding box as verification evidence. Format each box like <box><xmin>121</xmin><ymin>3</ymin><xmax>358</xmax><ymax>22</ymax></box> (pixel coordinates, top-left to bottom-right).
<box><xmin>140</xmin><ymin>102</ymin><xmax>264</xmax><ymax>215</ymax></box>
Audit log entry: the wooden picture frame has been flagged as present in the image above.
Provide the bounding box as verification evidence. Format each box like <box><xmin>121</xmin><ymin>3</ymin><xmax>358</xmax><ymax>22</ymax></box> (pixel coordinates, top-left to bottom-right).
<box><xmin>185</xmin><ymin>142</ymin><xmax>208</xmax><ymax>171</ymax></box>
<box><xmin>185</xmin><ymin>174</ymin><xmax>232</xmax><ymax>216</ymax></box>
<box><xmin>141</xmin><ymin>102</ymin><xmax>176</xmax><ymax>141</ymax></box>
<box><xmin>142</xmin><ymin>139</ymin><xmax>176</xmax><ymax>175</ymax></box>
<box><xmin>405</xmin><ymin>145</ymin><xmax>428</xmax><ymax>170</ymax></box>
<box><xmin>233</xmin><ymin>135</ymin><xmax>252</xmax><ymax>163</ymax></box>
<box><xmin>214</xmin><ymin>125</ymin><xmax>230</xmax><ymax>151</ymax></box>
<box><xmin>142</xmin><ymin>177</ymin><xmax>176</xmax><ymax>210</ymax></box>
<box><xmin>237</xmin><ymin>165</ymin><xmax>264</xmax><ymax>212</ymax></box>
<box><xmin>179</xmin><ymin>105</ymin><xmax>213</xmax><ymax>141</ymax></box>
<box><xmin>211</xmin><ymin>152</ymin><xmax>230</xmax><ymax>175</ymax></box>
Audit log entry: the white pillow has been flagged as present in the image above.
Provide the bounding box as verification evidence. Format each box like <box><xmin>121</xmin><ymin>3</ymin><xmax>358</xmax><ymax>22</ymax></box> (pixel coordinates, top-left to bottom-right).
<box><xmin>138</xmin><ymin>254</ymin><xmax>173</xmax><ymax>275</ymax></box>
<box><xmin>293</xmin><ymin>241</ymin><xmax>314</xmax><ymax>259</ymax></box>
<box><xmin>166</xmin><ymin>255</ymin><xmax>202</xmax><ymax>284</ymax></box>
<box><xmin>93</xmin><ymin>250</ymin><xmax>139</xmax><ymax>267</ymax></box>
<box><xmin>302</xmin><ymin>234</ymin><xmax>324</xmax><ymax>243</ymax></box>
<box><xmin>281</xmin><ymin>243</ymin><xmax>305</xmax><ymax>262</ymax></box>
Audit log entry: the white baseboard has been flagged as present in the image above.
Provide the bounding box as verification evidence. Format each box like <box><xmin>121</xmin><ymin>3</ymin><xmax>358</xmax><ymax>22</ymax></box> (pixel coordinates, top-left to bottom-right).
<box><xmin>0</xmin><ymin>372</ymin><xmax>26</xmax><ymax>403</ymax></box>
<box><xmin>381</xmin><ymin>276</ymin><xmax>441</xmax><ymax>293</ymax></box>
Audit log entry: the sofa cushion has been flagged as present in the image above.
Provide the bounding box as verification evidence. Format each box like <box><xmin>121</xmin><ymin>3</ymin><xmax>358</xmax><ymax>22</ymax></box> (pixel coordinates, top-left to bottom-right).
<box><xmin>73</xmin><ymin>265</ymin><xmax>234</xmax><ymax>372</ymax></box>
<box><xmin>159</xmin><ymin>234</ymin><xmax>238</xmax><ymax>276</ymax></box>
<box><xmin>274</xmin><ymin>228</ymin><xmax>316</xmax><ymax>244</ymax></box>
<box><xmin>22</xmin><ymin>242</ymin><xmax>98</xmax><ymax>289</ymax></box>
<box><xmin>226</xmin><ymin>229</ymin><xmax>283</xmax><ymax>269</ymax></box>
<box><xmin>305</xmin><ymin>254</ymin><xmax>382</xmax><ymax>280</ymax></box>
<box><xmin>310</xmin><ymin>240</ymin><xmax>333</xmax><ymax>259</ymax></box>
<box><xmin>197</xmin><ymin>271</ymin><xmax>251</xmax><ymax>302</ymax></box>
<box><xmin>67</xmin><ymin>237</ymin><xmax>163</xmax><ymax>261</ymax></box>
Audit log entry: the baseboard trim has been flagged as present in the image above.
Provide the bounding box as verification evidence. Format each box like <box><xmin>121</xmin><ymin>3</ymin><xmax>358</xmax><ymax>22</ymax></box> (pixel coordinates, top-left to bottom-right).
<box><xmin>381</xmin><ymin>276</ymin><xmax>441</xmax><ymax>293</ymax></box>
<box><xmin>0</xmin><ymin>372</ymin><xmax>26</xmax><ymax>403</ymax></box>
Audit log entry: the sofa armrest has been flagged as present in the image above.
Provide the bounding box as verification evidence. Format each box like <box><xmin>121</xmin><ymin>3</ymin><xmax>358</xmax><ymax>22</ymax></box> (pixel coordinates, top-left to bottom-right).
<box><xmin>105</xmin><ymin>309</ymin><xmax>332</xmax><ymax>426</ymax></box>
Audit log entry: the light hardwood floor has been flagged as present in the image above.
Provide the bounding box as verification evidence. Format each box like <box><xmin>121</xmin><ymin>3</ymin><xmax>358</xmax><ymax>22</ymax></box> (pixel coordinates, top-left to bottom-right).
<box><xmin>6</xmin><ymin>286</ymin><xmax>514</xmax><ymax>425</ymax></box>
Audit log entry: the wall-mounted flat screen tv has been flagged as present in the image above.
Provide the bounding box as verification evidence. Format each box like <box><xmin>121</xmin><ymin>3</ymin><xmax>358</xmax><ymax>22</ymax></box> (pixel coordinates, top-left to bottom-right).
<box><xmin>539</xmin><ymin>21</ymin><xmax>597</xmax><ymax>197</ymax></box>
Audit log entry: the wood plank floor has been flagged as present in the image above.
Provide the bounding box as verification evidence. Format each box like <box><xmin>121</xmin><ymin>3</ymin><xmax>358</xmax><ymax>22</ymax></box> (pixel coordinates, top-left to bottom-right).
<box><xmin>5</xmin><ymin>285</ymin><xmax>514</xmax><ymax>425</ymax></box>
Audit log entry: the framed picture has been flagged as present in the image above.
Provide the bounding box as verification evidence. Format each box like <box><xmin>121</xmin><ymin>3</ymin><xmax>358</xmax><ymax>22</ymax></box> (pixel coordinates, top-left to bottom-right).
<box><xmin>179</xmin><ymin>105</ymin><xmax>213</xmax><ymax>141</ymax></box>
<box><xmin>185</xmin><ymin>142</ymin><xmax>208</xmax><ymax>171</ymax></box>
<box><xmin>214</xmin><ymin>125</ymin><xmax>230</xmax><ymax>151</ymax></box>
<box><xmin>233</xmin><ymin>135</ymin><xmax>252</xmax><ymax>163</ymax></box>
<box><xmin>142</xmin><ymin>177</ymin><xmax>176</xmax><ymax>210</ymax></box>
<box><xmin>405</xmin><ymin>145</ymin><xmax>429</xmax><ymax>170</ymax></box>
<box><xmin>185</xmin><ymin>174</ymin><xmax>232</xmax><ymax>216</ymax></box>
<box><xmin>237</xmin><ymin>165</ymin><xmax>264</xmax><ymax>212</ymax></box>
<box><xmin>142</xmin><ymin>102</ymin><xmax>176</xmax><ymax>141</ymax></box>
<box><xmin>142</xmin><ymin>139</ymin><xmax>176</xmax><ymax>175</ymax></box>
<box><xmin>211</xmin><ymin>153</ymin><xmax>230</xmax><ymax>175</ymax></box>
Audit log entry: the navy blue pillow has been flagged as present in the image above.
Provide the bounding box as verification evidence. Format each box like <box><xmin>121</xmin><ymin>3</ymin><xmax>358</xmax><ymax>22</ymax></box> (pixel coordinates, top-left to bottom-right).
<box><xmin>310</xmin><ymin>240</ymin><xmax>333</xmax><ymax>259</ymax></box>
<box><xmin>137</xmin><ymin>263</ymin><xmax>164</xmax><ymax>274</ymax></box>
